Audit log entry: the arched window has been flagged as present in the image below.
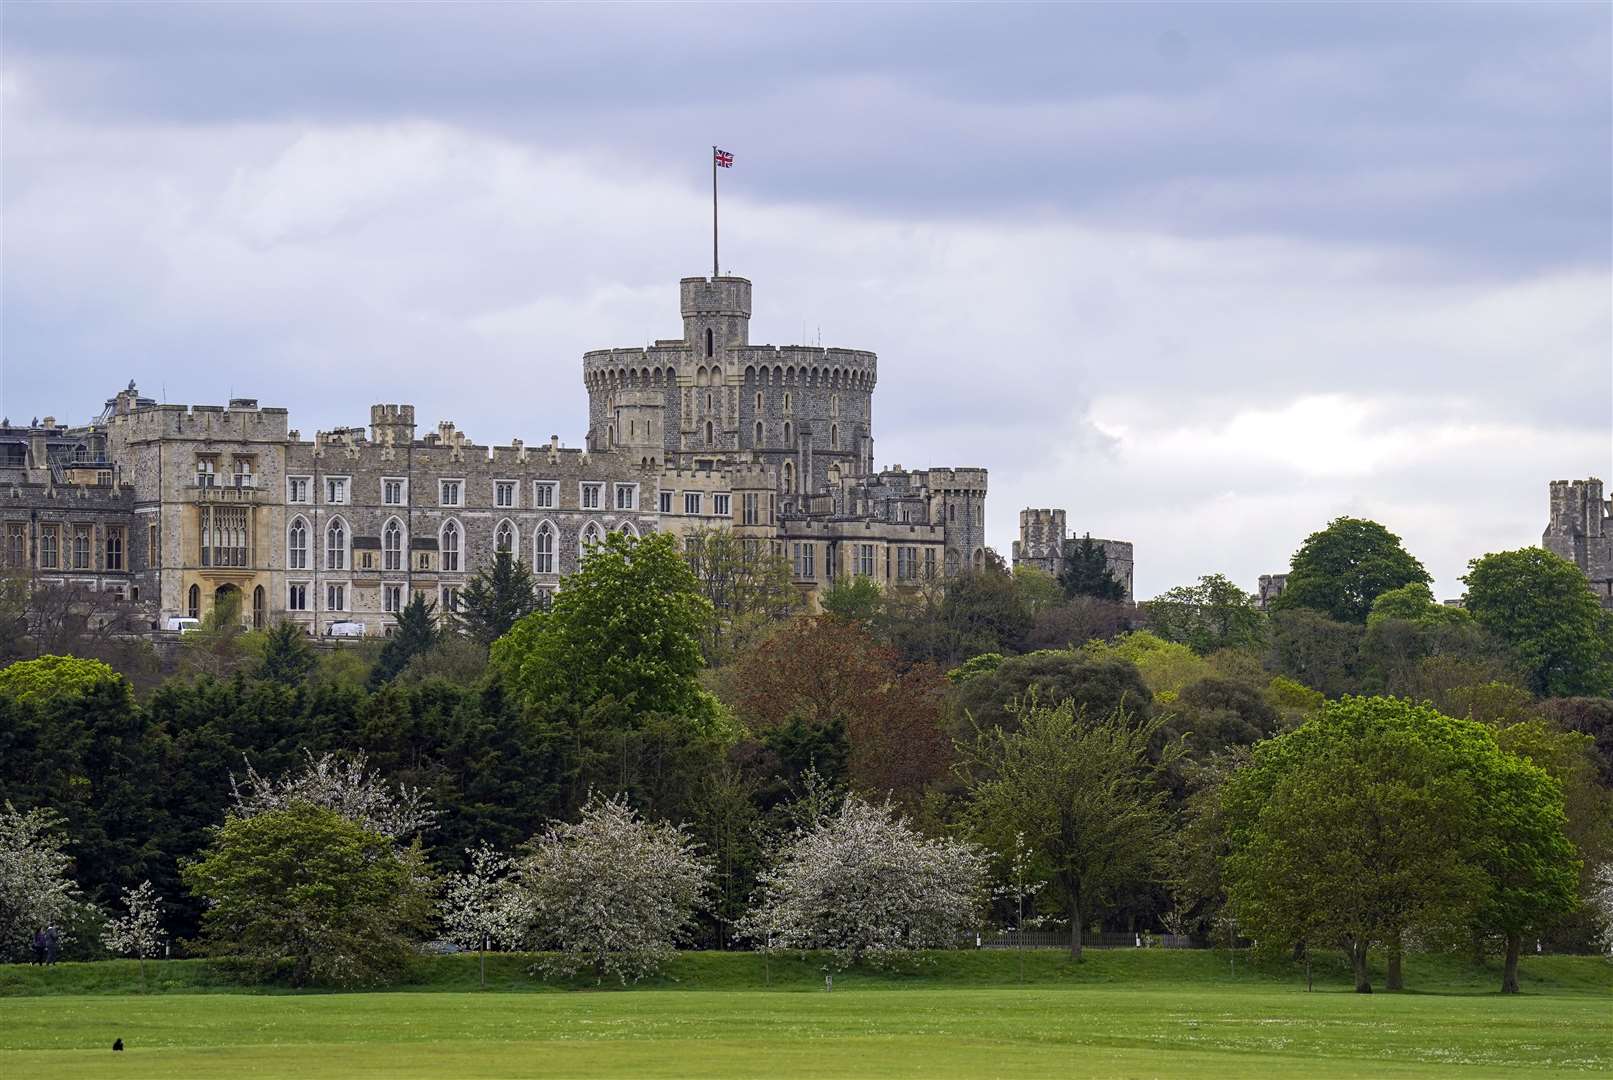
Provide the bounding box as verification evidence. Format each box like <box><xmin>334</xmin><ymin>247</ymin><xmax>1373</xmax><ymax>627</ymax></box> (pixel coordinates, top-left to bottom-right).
<box><xmin>831</xmin><ymin>393</ymin><xmax>840</xmax><ymax>418</ymax></box>
<box><xmin>755</xmin><ymin>421</ymin><xmax>764</xmax><ymax>446</ymax></box>
<box><xmin>784</xmin><ymin>392</ymin><xmax>791</xmax><ymax>411</ymax></box>
<box><xmin>383</xmin><ymin>519</ymin><xmax>403</xmax><ymax>571</ymax></box>
<box><xmin>948</xmin><ymin>505</ymin><xmax>955</xmax><ymax>523</ymax></box>
<box><xmin>495</xmin><ymin>520</ymin><xmax>515</xmax><ymax>556</ymax></box>
<box><xmin>783</xmin><ymin>421</ymin><xmax>792</xmax><ymax>445</ymax></box>
<box><xmin>441</xmin><ymin>520</ymin><xmax>461</xmax><ymax>572</ymax></box>
<box><xmin>830</xmin><ymin>424</ymin><xmax>839</xmax><ymax>449</ymax></box>
<box><xmin>288</xmin><ymin>517</ymin><xmax>308</xmax><ymax>570</ymax></box>
<box><xmin>534</xmin><ymin>521</ymin><xmax>555</xmax><ymax>574</ymax></box>
<box><xmin>326</xmin><ymin>518</ymin><xmax>346</xmax><ymax>570</ymax></box>
<box><xmin>756</xmin><ymin>391</ymin><xmax>763</xmax><ymax>412</ymax></box>
<box><xmin>706</xmin><ymin>391</ymin><xmax>713</xmax><ymax>413</ymax></box>
<box><xmin>783</xmin><ymin>461</ymin><xmax>796</xmax><ymax>494</ymax></box>
<box><xmin>187</xmin><ymin>584</ymin><xmax>200</xmax><ymax>620</ymax></box>
<box><xmin>580</xmin><ymin>520</ymin><xmax>604</xmax><ymax>557</ymax></box>
<box><xmin>705</xmin><ymin>327</ymin><xmax>714</xmax><ymax>357</ymax></box>
<box><xmin>618</xmin><ymin>521</ymin><xmax>640</xmax><ymax>538</ymax></box>
<box><xmin>252</xmin><ymin>586</ymin><xmax>265</xmax><ymax>630</ymax></box>
<box><xmin>705</xmin><ymin>420</ymin><xmax>714</xmax><ymax>446</ymax></box>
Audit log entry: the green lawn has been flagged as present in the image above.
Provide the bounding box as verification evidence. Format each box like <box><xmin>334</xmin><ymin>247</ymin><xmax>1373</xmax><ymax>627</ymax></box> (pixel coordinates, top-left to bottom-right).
<box><xmin>2</xmin><ymin>953</ymin><xmax>1609</xmax><ymax>1079</ymax></box>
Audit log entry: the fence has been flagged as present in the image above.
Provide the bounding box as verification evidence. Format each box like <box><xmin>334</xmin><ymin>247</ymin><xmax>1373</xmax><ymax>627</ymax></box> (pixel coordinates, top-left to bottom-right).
<box><xmin>975</xmin><ymin>930</ymin><xmax>1204</xmax><ymax>950</ymax></box>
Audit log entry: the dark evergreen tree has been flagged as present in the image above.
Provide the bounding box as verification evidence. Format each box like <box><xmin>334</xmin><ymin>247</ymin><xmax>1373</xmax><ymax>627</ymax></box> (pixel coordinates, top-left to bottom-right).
<box><xmin>370</xmin><ymin>594</ymin><xmax>438</xmax><ymax>688</ymax></box>
<box><xmin>1058</xmin><ymin>534</ymin><xmax>1127</xmax><ymax>601</ymax></box>
<box><xmin>456</xmin><ymin>549</ymin><xmax>541</xmax><ymax>647</ymax></box>
<box><xmin>255</xmin><ymin>620</ymin><xmax>317</xmax><ymax>686</ymax></box>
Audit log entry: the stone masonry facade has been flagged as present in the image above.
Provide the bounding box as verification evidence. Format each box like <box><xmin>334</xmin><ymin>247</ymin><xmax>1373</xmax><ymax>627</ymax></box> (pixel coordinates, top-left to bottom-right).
<box><xmin>1544</xmin><ymin>477</ymin><xmax>1613</xmax><ymax>609</ymax></box>
<box><xmin>2</xmin><ymin>273</ymin><xmax>989</xmax><ymax>636</ymax></box>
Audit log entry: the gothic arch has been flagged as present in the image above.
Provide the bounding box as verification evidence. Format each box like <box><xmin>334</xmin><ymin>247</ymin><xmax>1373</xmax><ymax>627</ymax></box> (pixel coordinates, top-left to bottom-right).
<box><xmin>533</xmin><ymin>520</ymin><xmax>557</xmax><ymax>574</ymax></box>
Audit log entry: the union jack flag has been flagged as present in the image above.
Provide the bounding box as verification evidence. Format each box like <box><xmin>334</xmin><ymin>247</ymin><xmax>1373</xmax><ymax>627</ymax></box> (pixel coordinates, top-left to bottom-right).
<box><xmin>714</xmin><ymin>148</ymin><xmax>734</xmax><ymax>168</ymax></box>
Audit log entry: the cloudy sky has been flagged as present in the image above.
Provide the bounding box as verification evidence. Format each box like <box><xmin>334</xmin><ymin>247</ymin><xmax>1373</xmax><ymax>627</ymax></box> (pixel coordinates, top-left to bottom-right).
<box><xmin>3</xmin><ymin>3</ymin><xmax>1609</xmax><ymax>599</ymax></box>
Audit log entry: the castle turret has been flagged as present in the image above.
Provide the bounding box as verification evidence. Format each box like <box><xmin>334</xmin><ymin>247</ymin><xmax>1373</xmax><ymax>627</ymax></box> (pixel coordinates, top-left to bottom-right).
<box><xmin>1544</xmin><ymin>478</ymin><xmax>1613</xmax><ymax>607</ymax></box>
<box><xmin>369</xmin><ymin>404</ymin><xmax>417</xmax><ymax>447</ymax></box>
<box><xmin>680</xmin><ymin>276</ymin><xmax>752</xmax><ymax>370</ymax></box>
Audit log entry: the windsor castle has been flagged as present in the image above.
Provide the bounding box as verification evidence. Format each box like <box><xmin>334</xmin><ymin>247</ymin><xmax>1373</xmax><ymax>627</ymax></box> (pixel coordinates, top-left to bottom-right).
<box><xmin>6</xmin><ymin>271</ymin><xmax>1611</xmax><ymax>635</ymax></box>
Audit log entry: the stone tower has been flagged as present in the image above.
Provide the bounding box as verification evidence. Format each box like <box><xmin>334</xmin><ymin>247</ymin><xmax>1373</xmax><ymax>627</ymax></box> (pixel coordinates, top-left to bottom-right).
<box><xmin>1544</xmin><ymin>478</ymin><xmax>1613</xmax><ymax>608</ymax></box>
<box><xmin>1011</xmin><ymin>506</ymin><xmax>1135</xmax><ymax>602</ymax></box>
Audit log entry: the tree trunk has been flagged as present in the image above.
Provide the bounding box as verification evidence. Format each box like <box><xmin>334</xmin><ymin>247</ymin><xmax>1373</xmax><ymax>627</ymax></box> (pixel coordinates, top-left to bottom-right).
<box><xmin>1501</xmin><ymin>932</ymin><xmax>1521</xmax><ymax>994</ymax></box>
<box><xmin>1068</xmin><ymin>883</ymin><xmax>1083</xmax><ymax>963</ymax></box>
<box><xmin>1386</xmin><ymin>932</ymin><xmax>1403</xmax><ymax>992</ymax></box>
<box><xmin>1349</xmin><ymin>939</ymin><xmax>1372</xmax><ymax>994</ymax></box>
<box><xmin>479</xmin><ymin>946</ymin><xmax>486</xmax><ymax>990</ymax></box>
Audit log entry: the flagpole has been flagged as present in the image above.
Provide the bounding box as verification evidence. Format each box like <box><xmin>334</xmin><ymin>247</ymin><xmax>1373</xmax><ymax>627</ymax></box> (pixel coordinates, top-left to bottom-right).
<box><xmin>712</xmin><ymin>145</ymin><xmax>719</xmax><ymax>279</ymax></box>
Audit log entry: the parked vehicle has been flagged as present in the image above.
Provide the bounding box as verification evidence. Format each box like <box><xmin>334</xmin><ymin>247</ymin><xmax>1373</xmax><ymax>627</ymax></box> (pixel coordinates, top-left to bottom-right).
<box><xmin>326</xmin><ymin>621</ymin><xmax>366</xmax><ymax>638</ymax></box>
<box><xmin>162</xmin><ymin>617</ymin><xmax>202</xmax><ymax>633</ymax></box>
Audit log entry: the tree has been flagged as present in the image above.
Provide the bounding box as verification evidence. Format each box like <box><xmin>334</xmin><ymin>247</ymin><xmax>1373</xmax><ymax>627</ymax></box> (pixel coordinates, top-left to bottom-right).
<box><xmin>1539</xmin><ymin>697</ymin><xmax>1613</xmax><ymax>787</ymax></box>
<box><xmin>937</xmin><ymin>570</ymin><xmax>1032</xmax><ymax>658</ymax></box>
<box><xmin>508</xmin><ymin>793</ymin><xmax>709</xmax><ymax>983</ymax></box>
<box><xmin>1592</xmin><ymin>864</ymin><xmax>1613</xmax><ymax>959</ymax></box>
<box><xmin>179</xmin><ymin>588</ymin><xmax>252</xmax><ymax>679</ymax></box>
<box><xmin>1059</xmin><ymin>534</ymin><xmax>1126</xmax><ymax>602</ymax></box>
<box><xmin>230</xmin><ymin>749</ymin><xmax>436</xmax><ymax>841</ymax></box>
<box><xmin>1366</xmin><ymin>582</ymin><xmax>1471</xmax><ymax>629</ymax></box>
<box><xmin>952</xmin><ymin>649</ymin><xmax>1154</xmax><ymax>734</ymax></box>
<box><xmin>491</xmin><ymin>532</ymin><xmax>719</xmax><ymax>729</ymax></box>
<box><xmin>734</xmin><ymin>616</ymin><xmax>952</xmax><ymax>804</ymax></box>
<box><xmin>254</xmin><ymin>621</ymin><xmax>317</xmax><ymax>686</ymax></box>
<box><xmin>682</xmin><ymin>526</ymin><xmax>799</xmax><ymax>664</ymax></box>
<box><xmin>819</xmin><ymin>576</ymin><xmax>883</xmax><ymax>625</ymax></box>
<box><xmin>1145</xmin><ymin>574</ymin><xmax>1266</xmax><ymax>655</ymax></box>
<box><xmin>960</xmin><ymin>701</ymin><xmax>1181</xmax><ymax>960</ymax></box>
<box><xmin>371</xmin><ymin>593</ymin><xmax>438</xmax><ymax>688</ymax></box>
<box><xmin>1265</xmin><ymin>609</ymin><xmax>1364</xmax><ymax>698</ymax></box>
<box><xmin>1012</xmin><ymin>566</ymin><xmax>1064</xmax><ymax>618</ymax></box>
<box><xmin>1463</xmin><ymin>548</ymin><xmax>1613</xmax><ymax>697</ymax></box>
<box><xmin>182</xmin><ymin>802</ymin><xmax>434</xmax><ymax>987</ymax></box>
<box><xmin>440</xmin><ymin>843</ymin><xmax>521</xmax><ymax>988</ymax></box>
<box><xmin>1083</xmin><ymin>631</ymin><xmax>1211</xmax><ymax>704</ymax></box>
<box><xmin>457</xmin><ymin>550</ymin><xmax>541</xmax><ymax>648</ymax></box>
<box><xmin>103</xmin><ymin>880</ymin><xmax>164</xmax><ymax>986</ymax></box>
<box><xmin>0</xmin><ymin>654</ymin><xmax>121</xmax><ymax>705</ymax></box>
<box><xmin>1272</xmin><ymin>517</ymin><xmax>1430</xmax><ymax>624</ymax></box>
<box><xmin>1221</xmin><ymin>697</ymin><xmax>1573</xmax><ymax>994</ymax></box>
<box><xmin>0</xmin><ymin>803</ymin><xmax>79</xmax><ymax>963</ymax></box>
<box><xmin>738</xmin><ymin>794</ymin><xmax>987</xmax><ymax>968</ymax></box>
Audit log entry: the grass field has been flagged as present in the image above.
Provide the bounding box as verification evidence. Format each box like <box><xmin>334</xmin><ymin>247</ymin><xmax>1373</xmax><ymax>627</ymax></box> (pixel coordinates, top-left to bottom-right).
<box><xmin>2</xmin><ymin>952</ymin><xmax>1609</xmax><ymax>1079</ymax></box>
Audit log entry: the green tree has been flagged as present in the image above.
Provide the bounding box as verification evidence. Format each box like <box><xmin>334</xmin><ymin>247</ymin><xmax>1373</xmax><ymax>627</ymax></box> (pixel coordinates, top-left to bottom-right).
<box><xmin>370</xmin><ymin>593</ymin><xmax>438</xmax><ymax>688</ymax></box>
<box><xmin>1011</xmin><ymin>565</ymin><xmax>1064</xmax><ymax>618</ymax></box>
<box><xmin>254</xmin><ymin>621</ymin><xmax>317</xmax><ymax>686</ymax></box>
<box><xmin>181</xmin><ymin>802</ymin><xmax>433</xmax><ymax>987</ymax></box>
<box><xmin>1272</xmin><ymin>517</ymin><xmax>1430</xmax><ymax>624</ymax></box>
<box><xmin>938</xmin><ymin>569</ymin><xmax>1031</xmax><ymax>658</ymax></box>
<box><xmin>681</xmin><ymin>526</ymin><xmax>799</xmax><ymax>665</ymax></box>
<box><xmin>179</xmin><ymin>588</ymin><xmax>252</xmax><ymax>679</ymax></box>
<box><xmin>1366</xmin><ymin>582</ymin><xmax>1471</xmax><ymax>629</ymax></box>
<box><xmin>952</xmin><ymin>649</ymin><xmax>1155</xmax><ymax>734</ymax></box>
<box><xmin>820</xmin><ymin>576</ymin><xmax>883</xmax><ymax>625</ymax></box>
<box><xmin>1265</xmin><ymin>608</ymin><xmax>1364</xmax><ymax>698</ymax></box>
<box><xmin>1058</xmin><ymin>534</ymin><xmax>1126</xmax><ymax>602</ymax></box>
<box><xmin>490</xmin><ymin>531</ymin><xmax>719</xmax><ymax>729</ymax></box>
<box><xmin>456</xmin><ymin>550</ymin><xmax>541</xmax><ymax>648</ymax></box>
<box><xmin>960</xmin><ymin>701</ymin><xmax>1181</xmax><ymax>960</ymax></box>
<box><xmin>1463</xmin><ymin>548</ymin><xmax>1613</xmax><ymax>697</ymax></box>
<box><xmin>0</xmin><ymin>654</ymin><xmax>121</xmax><ymax>705</ymax></box>
<box><xmin>1145</xmin><ymin>574</ymin><xmax>1266</xmax><ymax>655</ymax></box>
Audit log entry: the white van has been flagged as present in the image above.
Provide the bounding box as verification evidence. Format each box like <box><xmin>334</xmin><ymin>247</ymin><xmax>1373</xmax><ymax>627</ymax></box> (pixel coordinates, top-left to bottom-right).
<box><xmin>326</xmin><ymin>621</ymin><xmax>367</xmax><ymax>638</ymax></box>
<box><xmin>162</xmin><ymin>617</ymin><xmax>202</xmax><ymax>633</ymax></box>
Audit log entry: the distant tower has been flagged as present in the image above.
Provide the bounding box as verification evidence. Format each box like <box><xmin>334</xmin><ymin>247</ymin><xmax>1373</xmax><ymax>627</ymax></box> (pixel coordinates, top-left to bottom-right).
<box><xmin>1544</xmin><ymin>478</ymin><xmax>1613</xmax><ymax>608</ymax></box>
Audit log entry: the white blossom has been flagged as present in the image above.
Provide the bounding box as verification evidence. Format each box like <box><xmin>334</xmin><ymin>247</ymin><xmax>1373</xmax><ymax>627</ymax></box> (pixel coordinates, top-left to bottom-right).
<box><xmin>509</xmin><ymin>793</ymin><xmax>710</xmax><ymax>983</ymax></box>
<box><xmin>1592</xmin><ymin>863</ymin><xmax>1613</xmax><ymax>961</ymax></box>
<box><xmin>229</xmin><ymin>749</ymin><xmax>435</xmax><ymax>839</ymax></box>
<box><xmin>103</xmin><ymin>880</ymin><xmax>164</xmax><ymax>973</ymax></box>
<box><xmin>440</xmin><ymin>843</ymin><xmax>523</xmax><ymax>985</ymax></box>
<box><xmin>0</xmin><ymin>802</ymin><xmax>79</xmax><ymax>962</ymax></box>
<box><xmin>738</xmin><ymin>794</ymin><xmax>988</xmax><ymax>968</ymax></box>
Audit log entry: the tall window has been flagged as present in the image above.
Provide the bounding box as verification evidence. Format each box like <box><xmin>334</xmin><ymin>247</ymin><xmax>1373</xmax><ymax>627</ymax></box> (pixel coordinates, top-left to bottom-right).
<box><xmin>924</xmin><ymin>548</ymin><xmax>936</xmax><ymax>579</ymax></box>
<box><xmin>705</xmin><ymin>421</ymin><xmax>714</xmax><ymax>446</ymax></box>
<box><xmin>496</xmin><ymin>481</ymin><xmax>515</xmax><ymax>508</ymax></box>
<box><xmin>441</xmin><ymin>586</ymin><xmax>460</xmax><ymax>612</ymax></box>
<box><xmin>580</xmin><ymin>520</ymin><xmax>604</xmax><ymax>556</ymax></box>
<box><xmin>440</xmin><ymin>480</ymin><xmax>462</xmax><ymax>507</ymax></box>
<box><xmin>830</xmin><ymin>424</ymin><xmax>839</xmax><ymax>449</ymax></box>
<box><xmin>195</xmin><ymin>459</ymin><xmax>215</xmax><ymax>487</ymax></box>
<box><xmin>188</xmin><ymin>584</ymin><xmax>201</xmax><ymax>619</ymax></box>
<box><xmin>755</xmin><ymin>421</ymin><xmax>764</xmax><ymax>445</ymax></box>
<box><xmin>534</xmin><ymin>482</ymin><xmax>556</xmax><ymax>508</ymax></box>
<box><xmin>742</xmin><ymin>493</ymin><xmax>759</xmax><ymax>526</ymax></box>
<box><xmin>252</xmin><ymin>586</ymin><xmax>265</xmax><ymax>629</ymax></box>
<box><xmin>72</xmin><ymin>526</ymin><xmax>91</xmax><ymax>569</ymax></box>
<box><xmin>756</xmin><ymin>391</ymin><xmax>763</xmax><ymax>412</ymax></box>
<box><xmin>40</xmin><ymin>526</ymin><xmax>58</xmax><ymax>569</ymax></box>
<box><xmin>200</xmin><ymin>506</ymin><xmax>248</xmax><ymax>567</ymax></box>
<box><xmin>615</xmin><ymin>484</ymin><xmax>637</xmax><ymax>511</ymax></box>
<box><xmin>495</xmin><ymin>521</ymin><xmax>515</xmax><ymax>554</ymax></box>
<box><xmin>581</xmin><ymin>483</ymin><xmax>601</xmax><ymax>509</ymax></box>
<box><xmin>383</xmin><ymin>520</ymin><xmax>402</xmax><ymax>571</ymax></box>
<box><xmin>783</xmin><ymin>421</ymin><xmax>792</xmax><ymax>445</ymax></box>
<box><xmin>326</xmin><ymin>519</ymin><xmax>346</xmax><ymax>570</ymax></box>
<box><xmin>384</xmin><ymin>585</ymin><xmax>402</xmax><ymax>613</ymax></box>
<box><xmin>326</xmin><ymin>583</ymin><xmax>345</xmax><ymax>612</ymax></box>
<box><xmin>534</xmin><ymin>522</ymin><xmax>554</xmax><ymax>574</ymax></box>
<box><xmin>234</xmin><ymin>459</ymin><xmax>254</xmax><ymax>488</ymax></box>
<box><xmin>659</xmin><ymin>491</ymin><xmax>673</xmax><ymax>514</ymax></box>
<box><xmin>783</xmin><ymin>461</ymin><xmax>795</xmax><ymax>495</ymax></box>
<box><xmin>287</xmin><ymin>583</ymin><xmax>308</xmax><ymax>611</ymax></box>
<box><xmin>383</xmin><ymin>479</ymin><xmax>405</xmax><ymax>505</ymax></box>
<box><xmin>287</xmin><ymin>477</ymin><xmax>310</xmax><ymax>503</ymax></box>
<box><xmin>105</xmin><ymin>528</ymin><xmax>124</xmax><ymax>571</ymax></box>
<box><xmin>149</xmin><ymin>523</ymin><xmax>159</xmax><ymax>567</ymax></box>
<box><xmin>3</xmin><ymin>523</ymin><xmax>23</xmax><ymax>568</ymax></box>
<box><xmin>325</xmin><ymin>477</ymin><xmax>348</xmax><ymax>504</ymax></box>
<box><xmin>713</xmin><ymin>493</ymin><xmax>730</xmax><ymax>518</ymax></box>
<box><xmin>289</xmin><ymin>517</ymin><xmax>308</xmax><ymax>570</ymax></box>
<box><xmin>705</xmin><ymin>327</ymin><xmax>713</xmax><ymax>357</ymax></box>
<box><xmin>857</xmin><ymin>544</ymin><xmax>875</xmax><ymax>578</ymax></box>
<box><xmin>684</xmin><ymin>492</ymin><xmax>702</xmax><ymax>516</ymax></box>
<box><xmin>441</xmin><ymin>520</ymin><xmax>460</xmax><ymax>572</ymax></box>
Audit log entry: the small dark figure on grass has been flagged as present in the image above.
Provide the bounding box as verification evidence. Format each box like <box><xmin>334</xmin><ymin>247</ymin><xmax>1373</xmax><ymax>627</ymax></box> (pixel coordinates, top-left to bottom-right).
<box><xmin>113</xmin><ymin>1038</ymin><xmax>124</xmax><ymax>1052</ymax></box>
